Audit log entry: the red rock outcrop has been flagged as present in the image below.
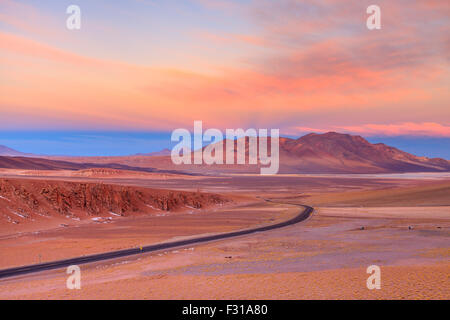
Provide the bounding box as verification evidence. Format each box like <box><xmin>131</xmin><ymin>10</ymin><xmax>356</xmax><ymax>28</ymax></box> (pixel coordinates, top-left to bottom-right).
<box><xmin>0</xmin><ymin>179</ymin><xmax>229</xmax><ymax>224</ymax></box>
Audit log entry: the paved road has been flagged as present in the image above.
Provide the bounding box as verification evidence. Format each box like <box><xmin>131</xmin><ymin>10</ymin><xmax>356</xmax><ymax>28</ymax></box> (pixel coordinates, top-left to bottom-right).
<box><xmin>0</xmin><ymin>202</ymin><xmax>314</xmax><ymax>279</ymax></box>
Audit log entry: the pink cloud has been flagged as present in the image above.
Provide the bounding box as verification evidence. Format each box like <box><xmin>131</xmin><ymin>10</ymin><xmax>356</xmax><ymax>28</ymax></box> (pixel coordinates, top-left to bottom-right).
<box><xmin>293</xmin><ymin>123</ymin><xmax>450</xmax><ymax>137</ymax></box>
<box><xmin>1</xmin><ymin>1</ymin><xmax>449</xmax><ymax>132</ymax></box>
<box><xmin>0</xmin><ymin>0</ymin><xmax>64</xmax><ymax>40</ymax></box>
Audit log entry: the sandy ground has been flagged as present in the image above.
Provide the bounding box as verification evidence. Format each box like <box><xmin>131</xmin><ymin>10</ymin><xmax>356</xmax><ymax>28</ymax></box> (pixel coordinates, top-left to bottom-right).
<box><xmin>300</xmin><ymin>181</ymin><xmax>450</xmax><ymax>207</ymax></box>
<box><xmin>0</xmin><ymin>168</ymin><xmax>200</xmax><ymax>180</ymax></box>
<box><xmin>1</xmin><ymin>264</ymin><xmax>447</xmax><ymax>300</ymax></box>
<box><xmin>0</xmin><ymin>174</ymin><xmax>448</xmax><ymax>299</ymax></box>
<box><xmin>318</xmin><ymin>206</ymin><xmax>450</xmax><ymax>219</ymax></box>
<box><xmin>0</xmin><ymin>205</ymin><xmax>448</xmax><ymax>299</ymax></box>
<box><xmin>0</xmin><ymin>200</ymin><xmax>297</xmax><ymax>269</ymax></box>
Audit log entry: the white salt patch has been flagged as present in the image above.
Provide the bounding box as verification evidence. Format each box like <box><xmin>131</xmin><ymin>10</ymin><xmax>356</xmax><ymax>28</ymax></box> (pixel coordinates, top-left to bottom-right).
<box><xmin>9</xmin><ymin>209</ymin><xmax>27</xmax><ymax>219</ymax></box>
<box><xmin>0</xmin><ymin>195</ymin><xmax>11</xmax><ymax>202</ymax></box>
<box><xmin>34</xmin><ymin>212</ymin><xmax>50</xmax><ymax>218</ymax></box>
<box><xmin>109</xmin><ymin>211</ymin><xmax>121</xmax><ymax>217</ymax></box>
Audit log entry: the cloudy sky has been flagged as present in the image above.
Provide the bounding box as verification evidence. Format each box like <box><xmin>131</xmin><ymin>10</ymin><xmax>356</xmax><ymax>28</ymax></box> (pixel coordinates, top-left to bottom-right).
<box><xmin>0</xmin><ymin>0</ymin><xmax>449</xmax><ymax>156</ymax></box>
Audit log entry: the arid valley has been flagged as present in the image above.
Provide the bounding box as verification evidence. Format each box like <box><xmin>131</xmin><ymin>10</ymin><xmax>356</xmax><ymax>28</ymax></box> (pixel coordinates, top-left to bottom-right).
<box><xmin>0</xmin><ymin>134</ymin><xmax>448</xmax><ymax>300</ymax></box>
<box><xmin>2</xmin><ymin>0</ymin><xmax>450</xmax><ymax>307</ymax></box>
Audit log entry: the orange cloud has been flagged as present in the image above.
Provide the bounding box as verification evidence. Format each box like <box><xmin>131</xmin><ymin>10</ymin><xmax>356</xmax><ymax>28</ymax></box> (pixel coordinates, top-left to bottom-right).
<box><xmin>1</xmin><ymin>1</ymin><xmax>449</xmax><ymax>132</ymax></box>
<box><xmin>0</xmin><ymin>31</ymin><xmax>106</xmax><ymax>67</ymax></box>
<box><xmin>1</xmin><ymin>29</ymin><xmax>447</xmax><ymax>131</ymax></box>
<box><xmin>293</xmin><ymin>123</ymin><xmax>450</xmax><ymax>137</ymax></box>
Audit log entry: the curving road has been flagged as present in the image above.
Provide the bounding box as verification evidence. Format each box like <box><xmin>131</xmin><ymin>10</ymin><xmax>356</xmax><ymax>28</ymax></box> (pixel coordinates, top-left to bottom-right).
<box><xmin>0</xmin><ymin>201</ymin><xmax>313</xmax><ymax>280</ymax></box>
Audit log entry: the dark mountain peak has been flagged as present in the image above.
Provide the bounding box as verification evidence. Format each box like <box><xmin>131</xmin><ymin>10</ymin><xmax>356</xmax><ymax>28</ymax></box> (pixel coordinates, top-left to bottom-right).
<box><xmin>278</xmin><ymin>132</ymin><xmax>450</xmax><ymax>173</ymax></box>
<box><xmin>0</xmin><ymin>145</ymin><xmax>27</xmax><ymax>157</ymax></box>
<box><xmin>300</xmin><ymin>131</ymin><xmax>366</xmax><ymax>142</ymax></box>
<box><xmin>294</xmin><ymin>132</ymin><xmax>372</xmax><ymax>153</ymax></box>
<box><xmin>135</xmin><ymin>148</ymin><xmax>172</xmax><ymax>156</ymax></box>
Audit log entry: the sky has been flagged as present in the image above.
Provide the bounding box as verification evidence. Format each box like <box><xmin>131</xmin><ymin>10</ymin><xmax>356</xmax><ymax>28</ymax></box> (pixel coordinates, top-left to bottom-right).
<box><xmin>0</xmin><ymin>0</ymin><xmax>449</xmax><ymax>157</ymax></box>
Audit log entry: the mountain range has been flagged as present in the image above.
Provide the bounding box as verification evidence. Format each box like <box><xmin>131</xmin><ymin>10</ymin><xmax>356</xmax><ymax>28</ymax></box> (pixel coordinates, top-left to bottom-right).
<box><xmin>0</xmin><ymin>145</ymin><xmax>31</xmax><ymax>157</ymax></box>
<box><xmin>0</xmin><ymin>133</ymin><xmax>449</xmax><ymax>174</ymax></box>
<box><xmin>276</xmin><ymin>132</ymin><xmax>449</xmax><ymax>173</ymax></box>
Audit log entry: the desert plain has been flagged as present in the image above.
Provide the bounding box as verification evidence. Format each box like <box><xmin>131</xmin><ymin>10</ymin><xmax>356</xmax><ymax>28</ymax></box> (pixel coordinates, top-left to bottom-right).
<box><xmin>0</xmin><ymin>168</ymin><xmax>448</xmax><ymax>300</ymax></box>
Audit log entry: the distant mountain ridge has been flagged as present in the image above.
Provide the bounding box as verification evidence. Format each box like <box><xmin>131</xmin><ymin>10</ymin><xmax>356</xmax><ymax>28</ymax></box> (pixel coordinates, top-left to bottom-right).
<box><xmin>174</xmin><ymin>131</ymin><xmax>450</xmax><ymax>173</ymax></box>
<box><xmin>0</xmin><ymin>145</ymin><xmax>30</xmax><ymax>157</ymax></box>
<box><xmin>275</xmin><ymin>132</ymin><xmax>450</xmax><ymax>173</ymax></box>
<box><xmin>0</xmin><ymin>156</ymin><xmax>181</xmax><ymax>174</ymax></box>
<box><xmin>0</xmin><ymin>132</ymin><xmax>448</xmax><ymax>174</ymax></box>
<box><xmin>79</xmin><ymin>132</ymin><xmax>449</xmax><ymax>174</ymax></box>
<box><xmin>133</xmin><ymin>148</ymin><xmax>172</xmax><ymax>156</ymax></box>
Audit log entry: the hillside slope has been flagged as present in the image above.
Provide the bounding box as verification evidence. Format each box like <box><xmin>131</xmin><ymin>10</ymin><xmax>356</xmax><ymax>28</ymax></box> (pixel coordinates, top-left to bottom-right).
<box><xmin>1</xmin><ymin>133</ymin><xmax>448</xmax><ymax>174</ymax></box>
